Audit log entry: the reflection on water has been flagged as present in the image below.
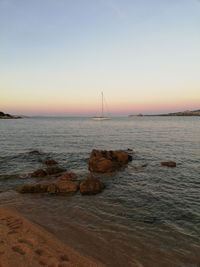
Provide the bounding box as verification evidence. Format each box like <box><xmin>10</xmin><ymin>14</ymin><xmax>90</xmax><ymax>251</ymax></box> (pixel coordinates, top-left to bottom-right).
<box><xmin>0</xmin><ymin>117</ymin><xmax>200</xmax><ymax>266</ymax></box>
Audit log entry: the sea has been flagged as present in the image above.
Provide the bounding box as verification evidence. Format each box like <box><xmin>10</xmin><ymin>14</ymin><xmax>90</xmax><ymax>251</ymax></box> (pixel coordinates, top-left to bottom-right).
<box><xmin>0</xmin><ymin>116</ymin><xmax>199</xmax><ymax>267</ymax></box>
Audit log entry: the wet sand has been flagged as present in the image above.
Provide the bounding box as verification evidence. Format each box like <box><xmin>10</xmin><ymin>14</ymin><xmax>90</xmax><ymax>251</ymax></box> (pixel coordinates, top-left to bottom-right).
<box><xmin>0</xmin><ymin>207</ymin><xmax>105</xmax><ymax>267</ymax></box>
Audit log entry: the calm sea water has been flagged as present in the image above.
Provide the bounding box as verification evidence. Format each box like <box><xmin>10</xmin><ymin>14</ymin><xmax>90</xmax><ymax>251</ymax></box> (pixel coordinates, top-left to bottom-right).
<box><xmin>0</xmin><ymin>117</ymin><xmax>200</xmax><ymax>267</ymax></box>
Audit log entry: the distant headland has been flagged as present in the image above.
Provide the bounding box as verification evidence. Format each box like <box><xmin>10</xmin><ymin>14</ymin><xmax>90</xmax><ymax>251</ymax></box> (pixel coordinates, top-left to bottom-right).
<box><xmin>0</xmin><ymin>111</ymin><xmax>22</xmax><ymax>119</ymax></box>
<box><xmin>129</xmin><ymin>109</ymin><xmax>200</xmax><ymax>117</ymax></box>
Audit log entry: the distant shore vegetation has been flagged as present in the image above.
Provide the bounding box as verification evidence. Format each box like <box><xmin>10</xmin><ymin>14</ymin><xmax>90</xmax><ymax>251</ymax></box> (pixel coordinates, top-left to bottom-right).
<box><xmin>0</xmin><ymin>111</ymin><xmax>21</xmax><ymax>119</ymax></box>
<box><xmin>129</xmin><ymin>109</ymin><xmax>200</xmax><ymax>117</ymax></box>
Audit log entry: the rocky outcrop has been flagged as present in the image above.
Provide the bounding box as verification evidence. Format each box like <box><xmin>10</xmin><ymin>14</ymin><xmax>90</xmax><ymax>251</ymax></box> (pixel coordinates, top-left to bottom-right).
<box><xmin>88</xmin><ymin>149</ymin><xmax>132</xmax><ymax>173</ymax></box>
<box><xmin>18</xmin><ymin>172</ymin><xmax>79</xmax><ymax>194</ymax></box>
<box><xmin>158</xmin><ymin>110</ymin><xmax>200</xmax><ymax>116</ymax></box>
<box><xmin>48</xmin><ymin>172</ymin><xmax>79</xmax><ymax>194</ymax></box>
<box><xmin>80</xmin><ymin>176</ymin><xmax>105</xmax><ymax>195</ymax></box>
<box><xmin>48</xmin><ymin>180</ymin><xmax>78</xmax><ymax>194</ymax></box>
<box><xmin>161</xmin><ymin>161</ymin><xmax>176</xmax><ymax>167</ymax></box>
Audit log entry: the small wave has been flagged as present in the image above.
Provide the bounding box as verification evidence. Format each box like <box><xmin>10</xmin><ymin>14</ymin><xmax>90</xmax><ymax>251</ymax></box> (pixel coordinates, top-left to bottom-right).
<box><xmin>0</xmin><ymin>174</ymin><xmax>21</xmax><ymax>181</ymax></box>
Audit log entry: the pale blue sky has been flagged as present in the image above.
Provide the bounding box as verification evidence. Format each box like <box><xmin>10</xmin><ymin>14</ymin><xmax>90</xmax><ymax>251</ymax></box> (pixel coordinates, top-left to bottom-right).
<box><xmin>1</xmin><ymin>0</ymin><xmax>200</xmax><ymax>115</ymax></box>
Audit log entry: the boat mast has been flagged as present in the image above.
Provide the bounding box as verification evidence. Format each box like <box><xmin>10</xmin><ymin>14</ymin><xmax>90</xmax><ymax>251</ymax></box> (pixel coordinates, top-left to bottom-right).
<box><xmin>101</xmin><ymin>91</ymin><xmax>104</xmax><ymax>117</ymax></box>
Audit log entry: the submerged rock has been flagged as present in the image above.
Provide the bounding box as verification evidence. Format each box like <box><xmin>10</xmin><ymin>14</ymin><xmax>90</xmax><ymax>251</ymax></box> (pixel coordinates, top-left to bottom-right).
<box><xmin>18</xmin><ymin>172</ymin><xmax>79</xmax><ymax>195</ymax></box>
<box><xmin>80</xmin><ymin>176</ymin><xmax>105</xmax><ymax>195</ymax></box>
<box><xmin>28</xmin><ymin>150</ymin><xmax>43</xmax><ymax>155</ymax></box>
<box><xmin>30</xmin><ymin>166</ymin><xmax>65</xmax><ymax>177</ymax></box>
<box><xmin>161</xmin><ymin>161</ymin><xmax>176</xmax><ymax>168</ymax></box>
<box><xmin>45</xmin><ymin>166</ymin><xmax>65</xmax><ymax>175</ymax></box>
<box><xmin>31</xmin><ymin>169</ymin><xmax>47</xmax><ymax>177</ymax></box>
<box><xmin>58</xmin><ymin>172</ymin><xmax>77</xmax><ymax>181</ymax></box>
<box><xmin>88</xmin><ymin>149</ymin><xmax>132</xmax><ymax>173</ymax></box>
<box><xmin>43</xmin><ymin>159</ymin><xmax>58</xmax><ymax>166</ymax></box>
<box><xmin>17</xmin><ymin>183</ymin><xmax>49</xmax><ymax>193</ymax></box>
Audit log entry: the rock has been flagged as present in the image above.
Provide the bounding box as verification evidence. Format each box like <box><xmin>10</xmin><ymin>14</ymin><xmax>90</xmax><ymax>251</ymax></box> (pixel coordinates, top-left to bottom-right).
<box><xmin>88</xmin><ymin>149</ymin><xmax>132</xmax><ymax>173</ymax></box>
<box><xmin>45</xmin><ymin>166</ymin><xmax>65</xmax><ymax>175</ymax></box>
<box><xmin>29</xmin><ymin>150</ymin><xmax>43</xmax><ymax>155</ymax></box>
<box><xmin>90</xmin><ymin>157</ymin><xmax>114</xmax><ymax>173</ymax></box>
<box><xmin>111</xmin><ymin>150</ymin><xmax>130</xmax><ymax>164</ymax></box>
<box><xmin>43</xmin><ymin>159</ymin><xmax>58</xmax><ymax>166</ymax></box>
<box><xmin>47</xmin><ymin>177</ymin><xmax>79</xmax><ymax>194</ymax></box>
<box><xmin>56</xmin><ymin>180</ymin><xmax>78</xmax><ymax>193</ymax></box>
<box><xmin>17</xmin><ymin>183</ymin><xmax>49</xmax><ymax>193</ymax></box>
<box><xmin>30</xmin><ymin>166</ymin><xmax>65</xmax><ymax>178</ymax></box>
<box><xmin>47</xmin><ymin>183</ymin><xmax>58</xmax><ymax>194</ymax></box>
<box><xmin>55</xmin><ymin>173</ymin><xmax>79</xmax><ymax>193</ymax></box>
<box><xmin>80</xmin><ymin>176</ymin><xmax>105</xmax><ymax>195</ymax></box>
<box><xmin>17</xmin><ymin>171</ymin><xmax>78</xmax><ymax>194</ymax></box>
<box><xmin>31</xmin><ymin>169</ymin><xmax>47</xmax><ymax>177</ymax></box>
<box><xmin>161</xmin><ymin>161</ymin><xmax>176</xmax><ymax>168</ymax></box>
<box><xmin>58</xmin><ymin>172</ymin><xmax>77</xmax><ymax>181</ymax></box>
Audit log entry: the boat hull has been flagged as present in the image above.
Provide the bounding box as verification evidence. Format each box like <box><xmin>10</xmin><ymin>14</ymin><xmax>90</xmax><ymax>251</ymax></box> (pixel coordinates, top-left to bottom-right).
<box><xmin>92</xmin><ymin>117</ymin><xmax>110</xmax><ymax>120</ymax></box>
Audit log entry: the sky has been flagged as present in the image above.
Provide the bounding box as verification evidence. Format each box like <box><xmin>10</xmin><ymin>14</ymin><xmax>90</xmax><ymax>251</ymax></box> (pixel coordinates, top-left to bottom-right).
<box><xmin>0</xmin><ymin>0</ymin><xmax>200</xmax><ymax>116</ymax></box>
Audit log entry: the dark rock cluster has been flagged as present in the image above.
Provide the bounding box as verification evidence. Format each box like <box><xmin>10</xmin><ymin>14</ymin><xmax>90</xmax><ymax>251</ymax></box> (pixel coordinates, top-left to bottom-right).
<box><xmin>16</xmin><ymin>149</ymin><xmax>177</xmax><ymax>196</ymax></box>
<box><xmin>17</xmin><ymin>149</ymin><xmax>132</xmax><ymax>196</ymax></box>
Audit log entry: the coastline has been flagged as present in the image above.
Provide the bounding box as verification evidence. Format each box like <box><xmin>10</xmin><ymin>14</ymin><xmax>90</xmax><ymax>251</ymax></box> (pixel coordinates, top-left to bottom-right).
<box><xmin>0</xmin><ymin>207</ymin><xmax>105</xmax><ymax>267</ymax></box>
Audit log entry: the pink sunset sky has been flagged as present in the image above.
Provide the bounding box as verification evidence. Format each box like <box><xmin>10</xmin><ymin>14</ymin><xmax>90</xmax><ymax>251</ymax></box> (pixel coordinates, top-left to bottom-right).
<box><xmin>1</xmin><ymin>0</ymin><xmax>200</xmax><ymax>116</ymax></box>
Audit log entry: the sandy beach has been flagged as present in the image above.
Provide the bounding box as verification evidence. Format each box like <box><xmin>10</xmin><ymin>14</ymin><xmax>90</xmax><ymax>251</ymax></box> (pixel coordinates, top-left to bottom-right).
<box><xmin>0</xmin><ymin>207</ymin><xmax>104</xmax><ymax>267</ymax></box>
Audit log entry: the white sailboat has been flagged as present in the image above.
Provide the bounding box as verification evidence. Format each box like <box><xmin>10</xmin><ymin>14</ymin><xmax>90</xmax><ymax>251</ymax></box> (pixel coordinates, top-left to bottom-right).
<box><xmin>92</xmin><ymin>92</ymin><xmax>110</xmax><ymax>120</ymax></box>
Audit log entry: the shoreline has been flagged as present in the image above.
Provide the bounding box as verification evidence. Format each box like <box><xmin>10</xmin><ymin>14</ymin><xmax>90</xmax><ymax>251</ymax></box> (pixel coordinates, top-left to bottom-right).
<box><xmin>0</xmin><ymin>206</ymin><xmax>105</xmax><ymax>267</ymax></box>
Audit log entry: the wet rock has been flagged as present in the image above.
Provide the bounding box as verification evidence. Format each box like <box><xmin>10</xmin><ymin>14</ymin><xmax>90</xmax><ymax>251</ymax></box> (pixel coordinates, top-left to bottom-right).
<box><xmin>17</xmin><ymin>183</ymin><xmax>49</xmax><ymax>193</ymax></box>
<box><xmin>45</xmin><ymin>166</ymin><xmax>65</xmax><ymax>175</ymax></box>
<box><xmin>31</xmin><ymin>169</ymin><xmax>47</xmax><ymax>177</ymax></box>
<box><xmin>80</xmin><ymin>176</ymin><xmax>105</xmax><ymax>195</ymax></box>
<box><xmin>29</xmin><ymin>150</ymin><xmax>43</xmax><ymax>155</ymax></box>
<box><xmin>56</xmin><ymin>180</ymin><xmax>78</xmax><ymax>193</ymax></box>
<box><xmin>56</xmin><ymin>172</ymin><xmax>78</xmax><ymax>193</ymax></box>
<box><xmin>43</xmin><ymin>159</ymin><xmax>58</xmax><ymax>166</ymax></box>
<box><xmin>89</xmin><ymin>157</ymin><xmax>114</xmax><ymax>173</ymax></box>
<box><xmin>18</xmin><ymin>179</ymin><xmax>78</xmax><ymax>194</ymax></box>
<box><xmin>88</xmin><ymin>149</ymin><xmax>132</xmax><ymax>173</ymax></box>
<box><xmin>161</xmin><ymin>161</ymin><xmax>176</xmax><ymax>168</ymax></box>
<box><xmin>17</xmin><ymin>171</ymin><xmax>78</xmax><ymax>194</ymax></box>
<box><xmin>47</xmin><ymin>174</ymin><xmax>79</xmax><ymax>194</ymax></box>
<box><xmin>112</xmin><ymin>150</ymin><xmax>131</xmax><ymax>164</ymax></box>
<box><xmin>47</xmin><ymin>183</ymin><xmax>57</xmax><ymax>194</ymax></box>
<box><xmin>58</xmin><ymin>172</ymin><xmax>77</xmax><ymax>181</ymax></box>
